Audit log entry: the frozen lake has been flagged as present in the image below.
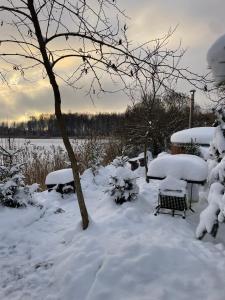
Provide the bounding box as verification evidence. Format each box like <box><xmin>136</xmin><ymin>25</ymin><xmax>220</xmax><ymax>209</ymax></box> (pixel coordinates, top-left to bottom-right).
<box><xmin>0</xmin><ymin>138</ymin><xmax>72</xmax><ymax>149</ymax></box>
<box><xmin>24</xmin><ymin>138</ymin><xmax>65</xmax><ymax>148</ymax></box>
<box><xmin>0</xmin><ymin>138</ymin><xmax>106</xmax><ymax>149</ymax></box>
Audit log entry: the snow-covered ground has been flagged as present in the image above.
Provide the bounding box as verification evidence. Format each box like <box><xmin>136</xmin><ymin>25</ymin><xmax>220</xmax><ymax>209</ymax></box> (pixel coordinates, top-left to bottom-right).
<box><xmin>1</xmin><ymin>169</ymin><xmax>225</xmax><ymax>300</ymax></box>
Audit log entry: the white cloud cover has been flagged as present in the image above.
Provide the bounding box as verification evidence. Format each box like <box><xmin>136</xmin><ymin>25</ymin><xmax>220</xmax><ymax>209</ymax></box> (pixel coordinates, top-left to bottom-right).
<box><xmin>0</xmin><ymin>0</ymin><xmax>225</xmax><ymax>121</ymax></box>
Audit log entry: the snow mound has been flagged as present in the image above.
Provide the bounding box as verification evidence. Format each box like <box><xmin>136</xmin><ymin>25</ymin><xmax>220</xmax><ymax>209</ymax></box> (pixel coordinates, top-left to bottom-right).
<box><xmin>199</xmin><ymin>146</ymin><xmax>210</xmax><ymax>160</ymax></box>
<box><xmin>207</xmin><ymin>34</ymin><xmax>225</xmax><ymax>85</ymax></box>
<box><xmin>171</xmin><ymin>127</ymin><xmax>215</xmax><ymax>145</ymax></box>
<box><xmin>45</xmin><ymin>168</ymin><xmax>73</xmax><ymax>185</ymax></box>
<box><xmin>159</xmin><ymin>176</ymin><xmax>187</xmax><ymax>197</ymax></box>
<box><xmin>148</xmin><ymin>154</ymin><xmax>208</xmax><ymax>182</ymax></box>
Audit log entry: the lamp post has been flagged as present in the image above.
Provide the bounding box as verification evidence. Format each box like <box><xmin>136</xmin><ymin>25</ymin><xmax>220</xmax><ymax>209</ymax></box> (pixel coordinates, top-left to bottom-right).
<box><xmin>189</xmin><ymin>89</ymin><xmax>196</xmax><ymax>128</ymax></box>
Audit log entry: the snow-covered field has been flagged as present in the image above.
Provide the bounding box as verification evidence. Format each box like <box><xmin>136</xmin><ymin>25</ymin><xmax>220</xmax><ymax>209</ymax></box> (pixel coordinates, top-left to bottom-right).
<box><xmin>1</xmin><ymin>167</ymin><xmax>225</xmax><ymax>300</ymax></box>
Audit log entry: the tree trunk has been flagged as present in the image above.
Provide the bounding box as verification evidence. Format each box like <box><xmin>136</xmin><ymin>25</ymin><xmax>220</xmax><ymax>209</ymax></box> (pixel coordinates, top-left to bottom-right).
<box><xmin>28</xmin><ymin>0</ymin><xmax>89</xmax><ymax>229</ymax></box>
<box><xmin>55</xmin><ymin>100</ymin><xmax>89</xmax><ymax>230</ymax></box>
<box><xmin>144</xmin><ymin>140</ymin><xmax>149</xmax><ymax>183</ymax></box>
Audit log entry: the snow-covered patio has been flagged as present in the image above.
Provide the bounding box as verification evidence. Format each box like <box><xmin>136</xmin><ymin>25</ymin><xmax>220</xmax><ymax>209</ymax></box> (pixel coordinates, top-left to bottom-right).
<box><xmin>1</xmin><ymin>170</ymin><xmax>225</xmax><ymax>300</ymax></box>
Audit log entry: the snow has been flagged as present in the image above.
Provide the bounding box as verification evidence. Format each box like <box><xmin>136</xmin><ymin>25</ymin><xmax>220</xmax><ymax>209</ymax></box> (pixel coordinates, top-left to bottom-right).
<box><xmin>212</xmin><ymin>126</ymin><xmax>225</xmax><ymax>156</ymax></box>
<box><xmin>207</xmin><ymin>34</ymin><xmax>225</xmax><ymax>85</ymax></box>
<box><xmin>106</xmin><ymin>166</ymin><xmax>139</xmax><ymax>203</ymax></box>
<box><xmin>171</xmin><ymin>127</ymin><xmax>215</xmax><ymax>145</ymax></box>
<box><xmin>128</xmin><ymin>151</ymin><xmax>152</xmax><ymax>162</ymax></box>
<box><xmin>45</xmin><ymin>168</ymin><xmax>73</xmax><ymax>185</ymax></box>
<box><xmin>0</xmin><ymin>138</ymin><xmax>88</xmax><ymax>149</ymax></box>
<box><xmin>196</xmin><ymin>182</ymin><xmax>224</xmax><ymax>238</ymax></box>
<box><xmin>196</xmin><ymin>112</ymin><xmax>225</xmax><ymax>239</ymax></box>
<box><xmin>159</xmin><ymin>176</ymin><xmax>187</xmax><ymax>197</ymax></box>
<box><xmin>148</xmin><ymin>154</ymin><xmax>208</xmax><ymax>182</ymax></box>
<box><xmin>1</xmin><ymin>167</ymin><xmax>225</xmax><ymax>300</ymax></box>
<box><xmin>197</xmin><ymin>155</ymin><xmax>225</xmax><ymax>238</ymax></box>
<box><xmin>199</xmin><ymin>146</ymin><xmax>210</xmax><ymax>160</ymax></box>
<box><xmin>208</xmin><ymin>157</ymin><xmax>225</xmax><ymax>185</ymax></box>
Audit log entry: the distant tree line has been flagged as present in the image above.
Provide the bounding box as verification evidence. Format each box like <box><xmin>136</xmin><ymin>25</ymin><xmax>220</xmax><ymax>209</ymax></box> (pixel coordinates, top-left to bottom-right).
<box><xmin>0</xmin><ymin>92</ymin><xmax>214</xmax><ymax>151</ymax></box>
<box><xmin>0</xmin><ymin>113</ymin><xmax>125</xmax><ymax>138</ymax></box>
<box><xmin>118</xmin><ymin>91</ymin><xmax>214</xmax><ymax>156</ymax></box>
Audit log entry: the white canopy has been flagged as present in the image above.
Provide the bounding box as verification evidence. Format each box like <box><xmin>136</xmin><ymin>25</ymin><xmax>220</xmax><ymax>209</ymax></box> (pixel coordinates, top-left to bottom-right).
<box><xmin>207</xmin><ymin>34</ymin><xmax>225</xmax><ymax>85</ymax></box>
<box><xmin>45</xmin><ymin>168</ymin><xmax>73</xmax><ymax>185</ymax></box>
<box><xmin>171</xmin><ymin>127</ymin><xmax>215</xmax><ymax>145</ymax></box>
<box><xmin>147</xmin><ymin>154</ymin><xmax>208</xmax><ymax>183</ymax></box>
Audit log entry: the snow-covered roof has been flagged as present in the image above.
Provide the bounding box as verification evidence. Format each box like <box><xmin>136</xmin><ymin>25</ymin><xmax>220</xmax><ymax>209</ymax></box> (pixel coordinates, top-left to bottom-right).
<box><xmin>171</xmin><ymin>127</ymin><xmax>215</xmax><ymax>145</ymax></box>
<box><xmin>147</xmin><ymin>154</ymin><xmax>208</xmax><ymax>182</ymax></box>
<box><xmin>45</xmin><ymin>168</ymin><xmax>73</xmax><ymax>185</ymax></box>
<box><xmin>207</xmin><ymin>34</ymin><xmax>225</xmax><ymax>86</ymax></box>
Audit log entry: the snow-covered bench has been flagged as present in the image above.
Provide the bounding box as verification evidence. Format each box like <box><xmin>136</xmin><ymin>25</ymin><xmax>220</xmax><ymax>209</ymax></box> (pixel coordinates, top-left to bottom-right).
<box><xmin>45</xmin><ymin>168</ymin><xmax>75</xmax><ymax>195</ymax></box>
<box><xmin>128</xmin><ymin>151</ymin><xmax>152</xmax><ymax>171</ymax></box>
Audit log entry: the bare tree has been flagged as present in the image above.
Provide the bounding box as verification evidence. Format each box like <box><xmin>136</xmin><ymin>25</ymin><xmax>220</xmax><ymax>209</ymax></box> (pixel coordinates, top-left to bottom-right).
<box><xmin>0</xmin><ymin>0</ymin><xmax>209</xmax><ymax>229</ymax></box>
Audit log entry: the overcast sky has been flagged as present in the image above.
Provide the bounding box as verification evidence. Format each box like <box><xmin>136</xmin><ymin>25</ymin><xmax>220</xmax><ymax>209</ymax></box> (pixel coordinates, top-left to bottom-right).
<box><xmin>0</xmin><ymin>0</ymin><xmax>225</xmax><ymax>122</ymax></box>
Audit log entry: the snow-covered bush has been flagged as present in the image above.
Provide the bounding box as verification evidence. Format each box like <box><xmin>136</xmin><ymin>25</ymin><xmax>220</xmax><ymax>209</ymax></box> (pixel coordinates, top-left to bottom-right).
<box><xmin>0</xmin><ymin>147</ymin><xmax>37</xmax><ymax>208</ymax></box>
<box><xmin>196</xmin><ymin>107</ymin><xmax>225</xmax><ymax>239</ymax></box>
<box><xmin>184</xmin><ymin>140</ymin><xmax>200</xmax><ymax>156</ymax></box>
<box><xmin>111</xmin><ymin>155</ymin><xmax>129</xmax><ymax>168</ymax></box>
<box><xmin>106</xmin><ymin>166</ymin><xmax>139</xmax><ymax>205</ymax></box>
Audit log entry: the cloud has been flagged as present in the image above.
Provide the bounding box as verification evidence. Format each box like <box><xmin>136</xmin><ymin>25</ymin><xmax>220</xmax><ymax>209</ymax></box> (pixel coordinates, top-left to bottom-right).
<box><xmin>1</xmin><ymin>0</ymin><xmax>225</xmax><ymax>121</ymax></box>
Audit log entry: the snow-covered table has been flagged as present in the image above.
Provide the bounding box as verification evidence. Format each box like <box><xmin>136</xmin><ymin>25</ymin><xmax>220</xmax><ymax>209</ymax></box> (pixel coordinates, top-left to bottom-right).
<box><xmin>171</xmin><ymin>127</ymin><xmax>215</xmax><ymax>146</ymax></box>
<box><xmin>147</xmin><ymin>154</ymin><xmax>208</xmax><ymax>204</ymax></box>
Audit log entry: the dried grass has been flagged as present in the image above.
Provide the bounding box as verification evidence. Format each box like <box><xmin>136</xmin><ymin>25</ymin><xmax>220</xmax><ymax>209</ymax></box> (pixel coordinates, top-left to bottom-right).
<box><xmin>0</xmin><ymin>137</ymin><xmax>122</xmax><ymax>190</ymax></box>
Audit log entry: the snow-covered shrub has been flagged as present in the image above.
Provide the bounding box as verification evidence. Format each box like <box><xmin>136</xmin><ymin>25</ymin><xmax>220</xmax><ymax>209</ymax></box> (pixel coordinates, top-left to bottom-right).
<box><xmin>0</xmin><ymin>147</ymin><xmax>37</xmax><ymax>208</ymax></box>
<box><xmin>184</xmin><ymin>140</ymin><xmax>200</xmax><ymax>156</ymax></box>
<box><xmin>196</xmin><ymin>107</ymin><xmax>225</xmax><ymax>239</ymax></box>
<box><xmin>106</xmin><ymin>167</ymin><xmax>139</xmax><ymax>204</ymax></box>
<box><xmin>111</xmin><ymin>155</ymin><xmax>129</xmax><ymax>168</ymax></box>
<box><xmin>196</xmin><ymin>182</ymin><xmax>224</xmax><ymax>238</ymax></box>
